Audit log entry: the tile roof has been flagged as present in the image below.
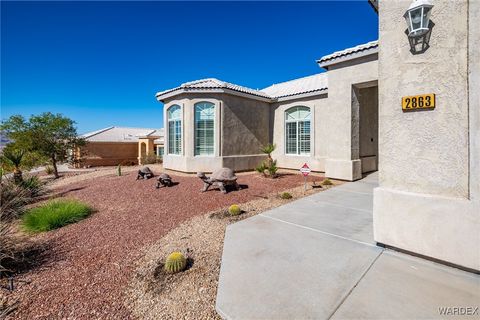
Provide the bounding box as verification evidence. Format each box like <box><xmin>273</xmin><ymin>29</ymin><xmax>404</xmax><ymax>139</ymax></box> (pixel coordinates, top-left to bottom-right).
<box><xmin>155</xmin><ymin>78</ymin><xmax>271</xmax><ymax>100</ymax></box>
<box><xmin>82</xmin><ymin>127</ymin><xmax>164</xmax><ymax>143</ymax></box>
<box><xmin>317</xmin><ymin>40</ymin><xmax>379</xmax><ymax>66</ymax></box>
<box><xmin>261</xmin><ymin>73</ymin><xmax>328</xmax><ymax>99</ymax></box>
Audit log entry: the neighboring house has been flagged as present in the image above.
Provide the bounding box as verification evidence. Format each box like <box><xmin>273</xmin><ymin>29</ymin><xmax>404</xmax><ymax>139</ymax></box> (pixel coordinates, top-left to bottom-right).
<box><xmin>77</xmin><ymin>126</ymin><xmax>164</xmax><ymax>167</ymax></box>
<box><xmin>156</xmin><ymin>40</ymin><xmax>378</xmax><ymax>181</ymax></box>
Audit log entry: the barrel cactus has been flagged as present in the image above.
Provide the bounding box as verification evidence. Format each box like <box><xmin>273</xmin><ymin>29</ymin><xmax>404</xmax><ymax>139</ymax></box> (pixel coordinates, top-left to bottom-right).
<box><xmin>164</xmin><ymin>251</ymin><xmax>187</xmax><ymax>274</ymax></box>
<box><xmin>228</xmin><ymin>204</ymin><xmax>241</xmax><ymax>216</ymax></box>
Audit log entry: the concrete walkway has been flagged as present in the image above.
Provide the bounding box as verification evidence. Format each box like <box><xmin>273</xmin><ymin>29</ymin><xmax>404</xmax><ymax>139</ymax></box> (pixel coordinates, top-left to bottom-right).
<box><xmin>216</xmin><ymin>173</ymin><xmax>480</xmax><ymax>319</ymax></box>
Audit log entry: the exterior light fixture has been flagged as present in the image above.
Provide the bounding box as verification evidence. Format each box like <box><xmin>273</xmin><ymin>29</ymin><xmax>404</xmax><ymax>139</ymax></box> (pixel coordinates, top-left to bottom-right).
<box><xmin>404</xmin><ymin>0</ymin><xmax>434</xmax><ymax>54</ymax></box>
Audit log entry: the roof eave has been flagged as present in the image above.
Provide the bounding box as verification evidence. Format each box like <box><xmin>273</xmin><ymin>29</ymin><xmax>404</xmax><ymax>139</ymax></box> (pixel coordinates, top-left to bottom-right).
<box><xmin>317</xmin><ymin>48</ymin><xmax>378</xmax><ymax>70</ymax></box>
<box><xmin>156</xmin><ymin>88</ymin><xmax>272</xmax><ymax>103</ymax></box>
<box><xmin>275</xmin><ymin>89</ymin><xmax>328</xmax><ymax>102</ymax></box>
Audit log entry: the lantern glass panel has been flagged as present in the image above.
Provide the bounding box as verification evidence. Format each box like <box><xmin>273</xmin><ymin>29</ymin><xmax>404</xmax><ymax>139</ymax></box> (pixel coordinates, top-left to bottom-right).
<box><xmin>410</xmin><ymin>7</ymin><xmax>423</xmax><ymax>31</ymax></box>
<box><xmin>422</xmin><ymin>6</ymin><xmax>432</xmax><ymax>28</ymax></box>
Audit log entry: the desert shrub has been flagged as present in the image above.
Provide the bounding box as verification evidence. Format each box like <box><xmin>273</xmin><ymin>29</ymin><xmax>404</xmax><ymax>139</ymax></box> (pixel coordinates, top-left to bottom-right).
<box><xmin>0</xmin><ymin>295</ymin><xmax>18</xmax><ymax>318</ymax></box>
<box><xmin>256</xmin><ymin>144</ymin><xmax>278</xmax><ymax>178</ymax></box>
<box><xmin>1</xmin><ymin>221</ymin><xmax>14</xmax><ymax>273</ymax></box>
<box><xmin>22</xmin><ymin>199</ymin><xmax>93</xmax><ymax>233</ymax></box>
<box><xmin>280</xmin><ymin>192</ymin><xmax>293</xmax><ymax>199</ymax></box>
<box><xmin>141</xmin><ymin>154</ymin><xmax>162</xmax><ymax>165</ymax></box>
<box><xmin>267</xmin><ymin>160</ymin><xmax>278</xmax><ymax>177</ymax></box>
<box><xmin>45</xmin><ymin>165</ymin><xmax>54</xmax><ymax>175</ymax></box>
<box><xmin>322</xmin><ymin>178</ymin><xmax>333</xmax><ymax>186</ymax></box>
<box><xmin>20</xmin><ymin>175</ymin><xmax>46</xmax><ymax>198</ymax></box>
<box><xmin>1</xmin><ymin>179</ymin><xmax>30</xmax><ymax>222</ymax></box>
<box><xmin>0</xmin><ymin>182</ymin><xmax>29</xmax><ymax>274</ymax></box>
<box><xmin>164</xmin><ymin>252</ymin><xmax>187</xmax><ymax>274</ymax></box>
<box><xmin>228</xmin><ymin>204</ymin><xmax>241</xmax><ymax>216</ymax></box>
<box><xmin>255</xmin><ymin>163</ymin><xmax>266</xmax><ymax>174</ymax></box>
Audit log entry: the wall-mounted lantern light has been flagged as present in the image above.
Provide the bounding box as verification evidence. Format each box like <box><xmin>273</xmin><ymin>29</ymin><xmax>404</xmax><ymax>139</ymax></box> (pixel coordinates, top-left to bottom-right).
<box><xmin>404</xmin><ymin>0</ymin><xmax>434</xmax><ymax>54</ymax></box>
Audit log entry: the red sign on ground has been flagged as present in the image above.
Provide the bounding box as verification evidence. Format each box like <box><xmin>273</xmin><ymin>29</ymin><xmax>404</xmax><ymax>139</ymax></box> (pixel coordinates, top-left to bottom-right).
<box><xmin>300</xmin><ymin>163</ymin><xmax>311</xmax><ymax>177</ymax></box>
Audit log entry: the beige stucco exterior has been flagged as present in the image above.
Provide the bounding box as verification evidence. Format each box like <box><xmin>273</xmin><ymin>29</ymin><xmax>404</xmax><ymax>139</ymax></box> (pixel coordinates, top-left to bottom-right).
<box><xmin>162</xmin><ymin>93</ymin><xmax>269</xmax><ymax>173</ymax></box>
<box><xmin>79</xmin><ymin>142</ymin><xmax>139</xmax><ymax>167</ymax></box>
<box><xmin>373</xmin><ymin>0</ymin><xmax>480</xmax><ymax>271</ymax></box>
<box><xmin>160</xmin><ymin>58</ymin><xmax>379</xmax><ymax>178</ymax></box>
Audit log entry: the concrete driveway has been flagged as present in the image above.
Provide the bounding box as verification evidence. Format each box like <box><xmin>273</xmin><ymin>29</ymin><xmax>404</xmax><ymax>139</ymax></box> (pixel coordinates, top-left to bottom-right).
<box><xmin>216</xmin><ymin>173</ymin><xmax>480</xmax><ymax>319</ymax></box>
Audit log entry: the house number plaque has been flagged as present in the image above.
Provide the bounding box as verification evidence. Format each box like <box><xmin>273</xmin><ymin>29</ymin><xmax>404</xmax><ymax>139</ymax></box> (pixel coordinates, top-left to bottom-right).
<box><xmin>402</xmin><ymin>93</ymin><xmax>435</xmax><ymax>111</ymax></box>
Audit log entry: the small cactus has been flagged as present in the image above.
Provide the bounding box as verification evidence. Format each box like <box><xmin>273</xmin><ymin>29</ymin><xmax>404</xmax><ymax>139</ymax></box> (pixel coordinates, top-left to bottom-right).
<box><xmin>117</xmin><ymin>164</ymin><xmax>122</xmax><ymax>176</ymax></box>
<box><xmin>280</xmin><ymin>192</ymin><xmax>292</xmax><ymax>199</ymax></box>
<box><xmin>228</xmin><ymin>204</ymin><xmax>241</xmax><ymax>216</ymax></box>
<box><xmin>322</xmin><ymin>178</ymin><xmax>333</xmax><ymax>186</ymax></box>
<box><xmin>164</xmin><ymin>251</ymin><xmax>187</xmax><ymax>274</ymax></box>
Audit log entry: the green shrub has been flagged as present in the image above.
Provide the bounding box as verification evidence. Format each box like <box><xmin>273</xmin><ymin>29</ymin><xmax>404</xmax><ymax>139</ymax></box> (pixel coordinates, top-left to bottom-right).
<box><xmin>22</xmin><ymin>199</ymin><xmax>93</xmax><ymax>233</ymax></box>
<box><xmin>257</xmin><ymin>143</ymin><xmax>278</xmax><ymax>178</ymax></box>
<box><xmin>267</xmin><ymin>160</ymin><xmax>278</xmax><ymax>177</ymax></box>
<box><xmin>255</xmin><ymin>163</ymin><xmax>267</xmax><ymax>174</ymax></box>
<box><xmin>21</xmin><ymin>175</ymin><xmax>46</xmax><ymax>198</ymax></box>
<box><xmin>280</xmin><ymin>192</ymin><xmax>292</xmax><ymax>199</ymax></box>
<box><xmin>141</xmin><ymin>154</ymin><xmax>162</xmax><ymax>165</ymax></box>
<box><xmin>44</xmin><ymin>165</ymin><xmax>54</xmax><ymax>175</ymax></box>
<box><xmin>322</xmin><ymin>178</ymin><xmax>333</xmax><ymax>186</ymax></box>
<box><xmin>228</xmin><ymin>204</ymin><xmax>241</xmax><ymax>216</ymax></box>
<box><xmin>164</xmin><ymin>252</ymin><xmax>187</xmax><ymax>274</ymax></box>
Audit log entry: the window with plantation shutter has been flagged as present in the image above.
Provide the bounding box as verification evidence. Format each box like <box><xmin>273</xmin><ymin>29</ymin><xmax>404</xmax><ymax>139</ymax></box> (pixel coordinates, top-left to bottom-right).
<box><xmin>194</xmin><ymin>102</ymin><xmax>215</xmax><ymax>156</ymax></box>
<box><xmin>285</xmin><ymin>106</ymin><xmax>311</xmax><ymax>155</ymax></box>
<box><xmin>167</xmin><ymin>105</ymin><xmax>182</xmax><ymax>155</ymax></box>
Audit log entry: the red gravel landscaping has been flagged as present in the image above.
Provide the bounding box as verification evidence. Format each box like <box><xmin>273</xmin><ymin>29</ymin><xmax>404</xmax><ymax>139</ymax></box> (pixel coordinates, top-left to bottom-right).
<box><xmin>7</xmin><ymin>171</ymin><xmax>312</xmax><ymax>319</ymax></box>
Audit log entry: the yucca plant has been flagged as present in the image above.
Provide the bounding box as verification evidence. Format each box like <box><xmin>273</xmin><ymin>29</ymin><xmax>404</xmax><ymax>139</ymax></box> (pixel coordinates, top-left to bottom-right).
<box><xmin>257</xmin><ymin>143</ymin><xmax>278</xmax><ymax>178</ymax></box>
<box><xmin>1</xmin><ymin>148</ymin><xmax>25</xmax><ymax>184</ymax></box>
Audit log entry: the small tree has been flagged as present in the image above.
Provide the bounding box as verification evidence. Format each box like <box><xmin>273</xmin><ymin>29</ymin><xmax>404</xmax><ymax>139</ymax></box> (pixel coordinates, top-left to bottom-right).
<box><xmin>1</xmin><ymin>113</ymin><xmax>85</xmax><ymax>179</ymax></box>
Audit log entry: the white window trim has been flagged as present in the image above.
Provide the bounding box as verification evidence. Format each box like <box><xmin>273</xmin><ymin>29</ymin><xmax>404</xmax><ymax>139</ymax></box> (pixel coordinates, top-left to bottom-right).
<box><xmin>194</xmin><ymin>101</ymin><xmax>216</xmax><ymax>157</ymax></box>
<box><xmin>167</xmin><ymin>104</ymin><xmax>182</xmax><ymax>156</ymax></box>
<box><xmin>284</xmin><ymin>106</ymin><xmax>312</xmax><ymax>156</ymax></box>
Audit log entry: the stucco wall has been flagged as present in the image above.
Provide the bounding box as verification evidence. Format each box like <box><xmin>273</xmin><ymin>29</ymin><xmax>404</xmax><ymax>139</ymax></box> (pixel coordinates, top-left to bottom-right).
<box><xmin>81</xmin><ymin>142</ymin><xmax>138</xmax><ymax>166</ymax></box>
<box><xmin>377</xmin><ymin>0</ymin><xmax>469</xmax><ymax>198</ymax></box>
<box><xmin>324</xmin><ymin>58</ymin><xmax>378</xmax><ymax>180</ymax></box>
<box><xmin>373</xmin><ymin>0</ymin><xmax>480</xmax><ymax>271</ymax></box>
<box><xmin>162</xmin><ymin>93</ymin><xmax>268</xmax><ymax>172</ymax></box>
<box><xmin>221</xmin><ymin>94</ymin><xmax>270</xmax><ymax>156</ymax></box>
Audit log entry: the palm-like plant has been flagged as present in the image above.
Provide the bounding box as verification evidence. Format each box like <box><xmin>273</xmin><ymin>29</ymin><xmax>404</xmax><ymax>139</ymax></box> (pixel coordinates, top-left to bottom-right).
<box><xmin>2</xmin><ymin>147</ymin><xmax>25</xmax><ymax>183</ymax></box>
<box><xmin>257</xmin><ymin>143</ymin><xmax>278</xmax><ymax>178</ymax></box>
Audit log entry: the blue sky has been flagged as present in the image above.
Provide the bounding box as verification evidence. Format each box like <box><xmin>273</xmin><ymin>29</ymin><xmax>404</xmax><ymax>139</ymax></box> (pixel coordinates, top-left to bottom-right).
<box><xmin>1</xmin><ymin>1</ymin><xmax>378</xmax><ymax>134</ymax></box>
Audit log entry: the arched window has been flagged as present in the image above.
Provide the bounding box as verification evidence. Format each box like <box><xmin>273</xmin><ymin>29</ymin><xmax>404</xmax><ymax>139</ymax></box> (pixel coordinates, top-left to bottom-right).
<box><xmin>167</xmin><ymin>105</ymin><xmax>182</xmax><ymax>155</ymax></box>
<box><xmin>285</xmin><ymin>106</ymin><xmax>311</xmax><ymax>155</ymax></box>
<box><xmin>194</xmin><ymin>102</ymin><xmax>215</xmax><ymax>156</ymax></box>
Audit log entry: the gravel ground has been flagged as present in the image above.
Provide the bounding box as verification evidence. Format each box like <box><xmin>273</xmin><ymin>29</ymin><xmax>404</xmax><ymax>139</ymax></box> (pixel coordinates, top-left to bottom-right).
<box><xmin>126</xmin><ymin>181</ymin><xmax>337</xmax><ymax>319</ymax></box>
<box><xmin>4</xmin><ymin>169</ymin><xmax>325</xmax><ymax>319</ymax></box>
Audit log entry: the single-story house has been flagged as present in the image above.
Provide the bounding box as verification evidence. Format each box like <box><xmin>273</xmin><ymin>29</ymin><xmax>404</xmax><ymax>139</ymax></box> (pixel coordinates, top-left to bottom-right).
<box><xmin>156</xmin><ymin>41</ymin><xmax>378</xmax><ymax>181</ymax></box>
<box><xmin>155</xmin><ymin>0</ymin><xmax>479</xmax><ymax>272</ymax></box>
<box><xmin>77</xmin><ymin>126</ymin><xmax>164</xmax><ymax>167</ymax></box>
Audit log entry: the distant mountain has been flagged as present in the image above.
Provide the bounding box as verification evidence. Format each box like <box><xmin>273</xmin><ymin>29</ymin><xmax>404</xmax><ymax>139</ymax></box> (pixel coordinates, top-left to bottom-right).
<box><xmin>0</xmin><ymin>132</ymin><xmax>11</xmax><ymax>151</ymax></box>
